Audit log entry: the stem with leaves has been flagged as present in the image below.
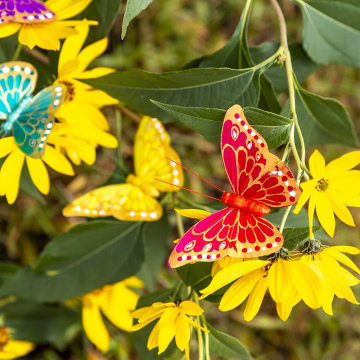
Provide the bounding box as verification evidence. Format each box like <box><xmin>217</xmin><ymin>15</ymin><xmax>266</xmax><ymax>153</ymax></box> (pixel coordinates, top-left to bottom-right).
<box><xmin>268</xmin><ymin>0</ymin><xmax>311</xmax><ymax>232</ymax></box>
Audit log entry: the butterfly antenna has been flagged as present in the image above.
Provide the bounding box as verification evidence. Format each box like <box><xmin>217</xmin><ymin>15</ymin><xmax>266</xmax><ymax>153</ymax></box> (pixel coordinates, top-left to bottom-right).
<box><xmin>154</xmin><ymin>178</ymin><xmax>222</xmax><ymax>202</ymax></box>
<box><xmin>166</xmin><ymin>157</ymin><xmax>224</xmax><ymax>193</ymax></box>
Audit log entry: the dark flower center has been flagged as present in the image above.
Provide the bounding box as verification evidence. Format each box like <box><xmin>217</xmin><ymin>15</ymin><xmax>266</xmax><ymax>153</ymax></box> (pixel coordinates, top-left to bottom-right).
<box><xmin>315</xmin><ymin>178</ymin><xmax>328</xmax><ymax>192</ymax></box>
<box><xmin>0</xmin><ymin>326</ymin><xmax>10</xmax><ymax>351</ymax></box>
<box><xmin>59</xmin><ymin>80</ymin><xmax>75</xmax><ymax>102</ymax></box>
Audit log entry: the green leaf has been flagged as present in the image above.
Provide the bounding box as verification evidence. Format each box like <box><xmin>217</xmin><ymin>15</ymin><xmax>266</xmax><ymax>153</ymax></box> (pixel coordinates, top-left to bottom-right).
<box><xmin>207</xmin><ymin>323</ymin><xmax>253</xmax><ymax>360</ymax></box>
<box><xmin>151</xmin><ymin>101</ymin><xmax>292</xmax><ymax>149</ymax></box>
<box><xmin>291</xmin><ymin>0</ymin><xmax>360</xmax><ymax>67</ymax></box>
<box><xmin>282</xmin><ymin>76</ymin><xmax>359</xmax><ymax>147</ymax></box>
<box><xmin>122</xmin><ymin>0</ymin><xmax>154</xmax><ymax>39</ymax></box>
<box><xmin>195</xmin><ymin>4</ymin><xmax>280</xmax><ymax>113</ymax></box>
<box><xmin>137</xmin><ymin>288</ymin><xmax>174</xmax><ymax>309</ymax></box>
<box><xmin>264</xmin><ymin>208</ymin><xmax>309</xmax><ymax>228</ymax></box>
<box><xmin>137</xmin><ymin>215</ymin><xmax>170</xmax><ymax>291</ymax></box>
<box><xmin>283</xmin><ymin>225</ymin><xmax>322</xmax><ymax>251</ymax></box>
<box><xmin>0</xmin><ymin>262</ymin><xmax>19</xmax><ymax>286</ymax></box>
<box><xmin>176</xmin><ymin>262</ymin><xmax>213</xmax><ymax>291</ymax></box>
<box><xmin>77</xmin><ymin>0</ymin><xmax>122</xmax><ymax>46</ymax></box>
<box><xmin>250</xmin><ymin>42</ymin><xmax>319</xmax><ymax>93</ymax></box>
<box><xmin>2</xmin><ymin>301</ymin><xmax>80</xmax><ymax>350</ymax></box>
<box><xmin>0</xmin><ymin>221</ymin><xmax>144</xmax><ymax>302</ymax></box>
<box><xmin>83</xmin><ymin>67</ymin><xmax>260</xmax><ymax>123</ymax></box>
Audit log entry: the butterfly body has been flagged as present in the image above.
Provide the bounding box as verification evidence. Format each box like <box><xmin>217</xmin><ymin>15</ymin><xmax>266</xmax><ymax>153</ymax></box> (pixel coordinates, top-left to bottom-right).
<box><xmin>1</xmin><ymin>95</ymin><xmax>32</xmax><ymax>134</ymax></box>
<box><xmin>126</xmin><ymin>174</ymin><xmax>160</xmax><ymax>198</ymax></box>
<box><xmin>0</xmin><ymin>61</ymin><xmax>66</xmax><ymax>158</ymax></box>
<box><xmin>221</xmin><ymin>192</ymin><xmax>271</xmax><ymax>216</ymax></box>
<box><xmin>169</xmin><ymin>105</ymin><xmax>301</xmax><ymax>268</ymax></box>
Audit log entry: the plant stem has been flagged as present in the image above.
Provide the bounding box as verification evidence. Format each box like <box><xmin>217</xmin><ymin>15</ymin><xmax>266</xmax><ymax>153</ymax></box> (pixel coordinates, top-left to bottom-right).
<box><xmin>11</xmin><ymin>44</ymin><xmax>22</xmax><ymax>61</ymax></box>
<box><xmin>269</xmin><ymin>0</ymin><xmax>311</xmax><ymax>231</ymax></box>
<box><xmin>199</xmin><ymin>313</ymin><xmax>210</xmax><ymax>360</ymax></box>
<box><xmin>196</xmin><ymin>314</ymin><xmax>204</xmax><ymax>360</ymax></box>
<box><xmin>117</xmin><ymin>105</ymin><xmax>141</xmax><ymax>123</ymax></box>
<box><xmin>175</xmin><ymin>202</ymin><xmax>185</xmax><ymax>237</ymax></box>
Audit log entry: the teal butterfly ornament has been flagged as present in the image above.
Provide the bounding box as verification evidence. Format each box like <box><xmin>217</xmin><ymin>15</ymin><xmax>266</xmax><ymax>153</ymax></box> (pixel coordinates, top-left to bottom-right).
<box><xmin>0</xmin><ymin>61</ymin><xmax>66</xmax><ymax>159</ymax></box>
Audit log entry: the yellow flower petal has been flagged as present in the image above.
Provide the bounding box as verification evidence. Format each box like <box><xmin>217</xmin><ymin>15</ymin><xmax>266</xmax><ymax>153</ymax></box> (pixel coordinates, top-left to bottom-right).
<box><xmin>132</xmin><ymin>314</ymin><xmax>163</xmax><ymax>331</ymax></box>
<box><xmin>293</xmin><ymin>180</ymin><xmax>317</xmax><ymax>214</ymax></box>
<box><xmin>82</xmin><ymin>296</ymin><xmax>110</xmax><ymax>353</ymax></box>
<box><xmin>76</xmin><ymin>144</ymin><xmax>97</xmax><ymax>165</ymax></box>
<box><xmin>220</xmin><ymin>270</ymin><xmax>264</xmax><ymax>311</ymax></box>
<box><xmin>326</xmin><ymin>189</ymin><xmax>355</xmax><ymax>227</ymax></box>
<box><xmin>186</xmin><ymin>317</ymin><xmax>209</xmax><ymax>333</ymax></box>
<box><xmin>175</xmin><ymin>208</ymin><xmax>212</xmax><ymax>220</ymax></box>
<box><xmin>0</xmin><ymin>137</ymin><xmax>16</xmax><ymax>158</ymax></box>
<box><xmin>0</xmin><ymin>340</ymin><xmax>35</xmax><ymax>360</ymax></box>
<box><xmin>58</xmin><ymin>23</ymin><xmax>89</xmax><ymax>76</ymax></box>
<box><xmin>147</xmin><ymin>321</ymin><xmax>160</xmax><ymax>350</ymax></box>
<box><xmin>339</xmin><ymin>267</ymin><xmax>360</xmax><ymax>286</ymax></box>
<box><xmin>268</xmin><ymin>259</ymin><xmax>294</xmax><ymax>303</ymax></box>
<box><xmin>325</xmin><ymin>150</ymin><xmax>360</xmax><ymax>176</ymax></box>
<box><xmin>159</xmin><ymin>308</ymin><xmax>181</xmax><ymax>329</ymax></box>
<box><xmin>319</xmin><ymin>254</ymin><xmax>359</xmax><ymax>304</ymax></box>
<box><xmin>290</xmin><ymin>261</ymin><xmax>325</xmax><ymax>309</ymax></box>
<box><xmin>0</xmin><ymin>22</ymin><xmax>21</xmax><ymax>38</ymax></box>
<box><xmin>18</xmin><ymin>22</ymin><xmax>78</xmax><ymax>50</ymax></box>
<box><xmin>0</xmin><ymin>149</ymin><xmax>25</xmax><ymax>204</ymax></box>
<box><xmin>276</xmin><ymin>285</ymin><xmax>301</xmax><ymax>321</ymax></box>
<box><xmin>46</xmin><ymin>0</ymin><xmax>93</xmax><ymax>20</ymax></box>
<box><xmin>77</xmin><ymin>37</ymin><xmax>109</xmax><ymax>73</ymax></box>
<box><xmin>243</xmin><ymin>276</ymin><xmax>268</xmax><ymax>322</ymax></box>
<box><xmin>99</xmin><ymin>282</ymin><xmax>139</xmax><ymax>332</ymax></box>
<box><xmin>315</xmin><ymin>192</ymin><xmax>335</xmax><ymax>237</ymax></box>
<box><xmin>199</xmin><ymin>260</ymin><xmax>270</xmax><ymax>297</ymax></box>
<box><xmin>158</xmin><ymin>323</ymin><xmax>176</xmax><ymax>354</ymax></box>
<box><xmin>323</xmin><ymin>251</ymin><xmax>360</xmax><ymax>275</ymax></box>
<box><xmin>42</xmin><ymin>146</ymin><xmax>74</xmax><ymax>175</ymax></box>
<box><xmin>75</xmin><ymin>67</ymin><xmax>115</xmax><ymax>79</ymax></box>
<box><xmin>26</xmin><ymin>157</ymin><xmax>50</xmax><ymax>195</ymax></box>
<box><xmin>179</xmin><ymin>301</ymin><xmax>204</xmax><ymax>316</ymax></box>
<box><xmin>323</xmin><ymin>246</ymin><xmax>360</xmax><ymax>256</ymax></box>
<box><xmin>175</xmin><ymin>312</ymin><xmax>190</xmax><ymax>351</ymax></box>
<box><xmin>123</xmin><ymin>276</ymin><xmax>144</xmax><ymax>288</ymax></box>
<box><xmin>309</xmin><ymin>150</ymin><xmax>326</xmax><ymax>179</ymax></box>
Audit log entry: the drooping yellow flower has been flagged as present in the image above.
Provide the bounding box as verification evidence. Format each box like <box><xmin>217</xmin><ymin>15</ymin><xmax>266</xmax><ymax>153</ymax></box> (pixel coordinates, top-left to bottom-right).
<box><xmin>0</xmin><ymin>325</ymin><xmax>34</xmax><ymax>359</ymax></box>
<box><xmin>54</xmin><ymin>23</ymin><xmax>118</xmax><ymax>135</ymax></box>
<box><xmin>0</xmin><ymin>135</ymin><xmax>74</xmax><ymax>204</ymax></box>
<box><xmin>132</xmin><ymin>300</ymin><xmax>209</xmax><ymax>360</ymax></box>
<box><xmin>82</xmin><ymin>277</ymin><xmax>144</xmax><ymax>353</ymax></box>
<box><xmin>301</xmin><ymin>245</ymin><xmax>360</xmax><ymax>306</ymax></box>
<box><xmin>0</xmin><ymin>0</ymin><xmax>97</xmax><ymax>50</ymax></box>
<box><xmin>294</xmin><ymin>150</ymin><xmax>360</xmax><ymax>238</ymax></box>
<box><xmin>199</xmin><ymin>255</ymin><xmax>335</xmax><ymax>322</ymax></box>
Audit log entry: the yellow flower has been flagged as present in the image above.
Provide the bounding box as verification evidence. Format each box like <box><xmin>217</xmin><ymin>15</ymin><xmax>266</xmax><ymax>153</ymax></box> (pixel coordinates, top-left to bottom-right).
<box><xmin>82</xmin><ymin>277</ymin><xmax>144</xmax><ymax>353</ymax></box>
<box><xmin>199</xmin><ymin>255</ymin><xmax>334</xmax><ymax>322</ymax></box>
<box><xmin>49</xmin><ymin>122</ymin><xmax>117</xmax><ymax>166</ymax></box>
<box><xmin>0</xmin><ymin>136</ymin><xmax>74</xmax><ymax>204</ymax></box>
<box><xmin>294</xmin><ymin>150</ymin><xmax>360</xmax><ymax>238</ymax></box>
<box><xmin>132</xmin><ymin>300</ymin><xmax>209</xmax><ymax>359</ymax></box>
<box><xmin>301</xmin><ymin>245</ymin><xmax>360</xmax><ymax>305</ymax></box>
<box><xmin>54</xmin><ymin>23</ymin><xmax>118</xmax><ymax>134</ymax></box>
<box><xmin>0</xmin><ymin>0</ymin><xmax>97</xmax><ymax>50</ymax></box>
<box><xmin>0</xmin><ymin>325</ymin><xmax>34</xmax><ymax>359</ymax></box>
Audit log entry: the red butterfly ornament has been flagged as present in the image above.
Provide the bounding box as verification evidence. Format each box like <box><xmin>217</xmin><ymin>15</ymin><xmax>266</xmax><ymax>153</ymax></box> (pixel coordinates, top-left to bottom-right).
<box><xmin>169</xmin><ymin>105</ymin><xmax>301</xmax><ymax>268</ymax></box>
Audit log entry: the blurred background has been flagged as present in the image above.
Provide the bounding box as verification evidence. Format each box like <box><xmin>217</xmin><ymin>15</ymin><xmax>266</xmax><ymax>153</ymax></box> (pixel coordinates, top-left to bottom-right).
<box><xmin>1</xmin><ymin>0</ymin><xmax>359</xmax><ymax>359</ymax></box>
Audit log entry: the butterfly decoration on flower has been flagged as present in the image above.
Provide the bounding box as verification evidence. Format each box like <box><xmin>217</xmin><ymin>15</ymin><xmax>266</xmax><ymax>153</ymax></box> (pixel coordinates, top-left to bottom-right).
<box><xmin>0</xmin><ymin>0</ymin><xmax>55</xmax><ymax>24</ymax></box>
<box><xmin>63</xmin><ymin>116</ymin><xmax>184</xmax><ymax>221</ymax></box>
<box><xmin>0</xmin><ymin>61</ymin><xmax>66</xmax><ymax>158</ymax></box>
<box><xmin>168</xmin><ymin>105</ymin><xmax>301</xmax><ymax>268</ymax></box>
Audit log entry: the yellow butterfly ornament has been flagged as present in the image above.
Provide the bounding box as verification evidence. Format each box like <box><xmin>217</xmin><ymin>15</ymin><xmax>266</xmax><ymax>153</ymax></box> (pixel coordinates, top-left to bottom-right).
<box><xmin>63</xmin><ymin>116</ymin><xmax>184</xmax><ymax>221</ymax></box>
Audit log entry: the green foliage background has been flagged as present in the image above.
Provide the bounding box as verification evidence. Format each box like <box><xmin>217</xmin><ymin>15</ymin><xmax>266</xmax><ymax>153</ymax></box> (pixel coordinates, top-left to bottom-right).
<box><xmin>0</xmin><ymin>0</ymin><xmax>360</xmax><ymax>359</ymax></box>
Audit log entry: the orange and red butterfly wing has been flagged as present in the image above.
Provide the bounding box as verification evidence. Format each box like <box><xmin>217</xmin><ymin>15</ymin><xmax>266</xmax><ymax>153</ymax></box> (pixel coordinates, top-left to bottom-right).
<box><xmin>221</xmin><ymin>105</ymin><xmax>300</xmax><ymax>207</ymax></box>
<box><xmin>169</xmin><ymin>207</ymin><xmax>283</xmax><ymax>268</ymax></box>
<box><xmin>169</xmin><ymin>105</ymin><xmax>301</xmax><ymax>267</ymax></box>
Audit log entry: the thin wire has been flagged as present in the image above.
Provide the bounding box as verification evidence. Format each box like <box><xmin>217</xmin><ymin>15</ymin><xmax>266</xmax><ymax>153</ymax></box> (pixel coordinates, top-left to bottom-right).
<box><xmin>154</xmin><ymin>178</ymin><xmax>222</xmax><ymax>202</ymax></box>
<box><xmin>166</xmin><ymin>157</ymin><xmax>224</xmax><ymax>193</ymax></box>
